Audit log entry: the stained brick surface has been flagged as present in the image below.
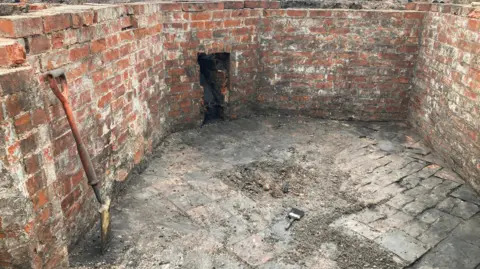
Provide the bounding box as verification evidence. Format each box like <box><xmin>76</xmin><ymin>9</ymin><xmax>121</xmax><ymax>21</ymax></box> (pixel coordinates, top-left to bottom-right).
<box><xmin>409</xmin><ymin>7</ymin><xmax>480</xmax><ymax>194</ymax></box>
<box><xmin>258</xmin><ymin>10</ymin><xmax>424</xmax><ymax>120</ymax></box>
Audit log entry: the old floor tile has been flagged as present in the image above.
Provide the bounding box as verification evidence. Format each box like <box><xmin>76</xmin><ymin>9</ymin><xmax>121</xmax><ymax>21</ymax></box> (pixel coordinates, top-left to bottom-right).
<box><xmin>151</xmin><ymin>177</ymin><xmax>191</xmax><ymax>197</ymax></box>
<box><xmin>417</xmin><ymin>208</ymin><xmax>451</xmax><ymax>224</ymax></box>
<box><xmin>450</xmin><ymin>185</ymin><xmax>480</xmax><ymax>206</ymax></box>
<box><xmin>417</xmin><ymin>214</ymin><xmax>462</xmax><ymax>247</ymax></box>
<box><xmin>387</xmin><ymin>193</ymin><xmax>415</xmax><ymax>209</ymax></box>
<box><xmin>404</xmin><ymin>185</ymin><xmax>430</xmax><ymax>197</ymax></box>
<box><xmin>258</xmin><ymin>260</ymin><xmax>302</xmax><ymax>269</ymax></box>
<box><xmin>402</xmin><ymin>201</ymin><xmax>431</xmax><ymax>216</ymax></box>
<box><xmin>431</xmin><ymin>180</ymin><xmax>461</xmax><ymax>197</ymax></box>
<box><xmin>437</xmin><ymin>197</ymin><xmax>457</xmax><ymax>212</ymax></box>
<box><xmin>451</xmin><ymin>215</ymin><xmax>480</xmax><ymax>247</ymax></box>
<box><xmin>209</xmin><ymin>215</ymin><xmax>259</xmax><ymax>246</ymax></box>
<box><xmin>400</xmin><ymin>220</ymin><xmax>429</xmax><ymax>238</ymax></box>
<box><xmin>353</xmin><ymin>204</ymin><xmax>397</xmax><ymax>224</ymax></box>
<box><xmin>337</xmin><ymin>218</ymin><xmax>383</xmax><ymax>240</ymax></box>
<box><xmin>186</xmin><ymin>202</ymin><xmax>232</xmax><ymax>227</ymax></box>
<box><xmin>420</xmin><ymin>176</ymin><xmax>443</xmax><ymax>189</ymax></box>
<box><xmin>412</xmin><ymin>236</ymin><xmax>480</xmax><ymax>269</ymax></box>
<box><xmin>369</xmin><ymin>211</ymin><xmax>414</xmax><ymax>233</ymax></box>
<box><xmin>374</xmin><ymin>230</ymin><xmax>428</xmax><ymax>263</ymax></box>
<box><xmin>231</xmin><ymin>231</ymin><xmax>278</xmax><ymax>267</ymax></box>
<box><xmin>168</xmin><ymin>189</ymin><xmax>212</xmax><ymax>211</ymax></box>
<box><xmin>437</xmin><ymin>197</ymin><xmax>480</xmax><ymax>220</ymax></box>
<box><xmin>186</xmin><ymin>176</ymin><xmax>234</xmax><ymax>200</ymax></box>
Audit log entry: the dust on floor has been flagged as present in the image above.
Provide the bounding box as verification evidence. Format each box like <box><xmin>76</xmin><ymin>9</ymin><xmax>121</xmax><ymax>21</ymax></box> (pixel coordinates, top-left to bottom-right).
<box><xmin>70</xmin><ymin>116</ymin><xmax>480</xmax><ymax>269</ymax></box>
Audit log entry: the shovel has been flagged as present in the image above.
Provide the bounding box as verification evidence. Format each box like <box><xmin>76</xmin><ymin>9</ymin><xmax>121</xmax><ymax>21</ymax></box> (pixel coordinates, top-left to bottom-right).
<box><xmin>46</xmin><ymin>69</ymin><xmax>111</xmax><ymax>253</ymax></box>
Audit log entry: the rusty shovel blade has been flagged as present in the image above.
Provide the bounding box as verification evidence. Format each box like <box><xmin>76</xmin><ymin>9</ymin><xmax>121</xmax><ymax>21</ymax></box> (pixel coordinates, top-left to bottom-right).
<box><xmin>99</xmin><ymin>198</ymin><xmax>111</xmax><ymax>254</ymax></box>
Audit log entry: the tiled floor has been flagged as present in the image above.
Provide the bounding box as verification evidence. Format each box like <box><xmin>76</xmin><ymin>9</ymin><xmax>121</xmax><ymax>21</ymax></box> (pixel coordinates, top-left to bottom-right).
<box><xmin>71</xmin><ymin>116</ymin><xmax>480</xmax><ymax>269</ymax></box>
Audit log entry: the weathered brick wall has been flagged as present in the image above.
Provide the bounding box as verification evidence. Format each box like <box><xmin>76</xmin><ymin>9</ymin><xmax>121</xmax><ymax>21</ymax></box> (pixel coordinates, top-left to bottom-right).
<box><xmin>409</xmin><ymin>3</ymin><xmax>480</xmax><ymax>192</ymax></box>
<box><xmin>257</xmin><ymin>9</ymin><xmax>424</xmax><ymax>120</ymax></box>
<box><xmin>162</xmin><ymin>2</ymin><xmax>263</xmax><ymax>128</ymax></box>
<box><xmin>0</xmin><ymin>3</ymin><xmax>168</xmax><ymax>268</ymax></box>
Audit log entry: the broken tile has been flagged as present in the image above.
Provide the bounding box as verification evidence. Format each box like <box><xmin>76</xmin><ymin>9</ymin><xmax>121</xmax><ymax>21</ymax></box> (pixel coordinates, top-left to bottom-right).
<box><xmin>374</xmin><ymin>230</ymin><xmax>428</xmax><ymax>263</ymax></box>
<box><xmin>400</xmin><ymin>175</ymin><xmax>421</xmax><ymax>189</ymax></box>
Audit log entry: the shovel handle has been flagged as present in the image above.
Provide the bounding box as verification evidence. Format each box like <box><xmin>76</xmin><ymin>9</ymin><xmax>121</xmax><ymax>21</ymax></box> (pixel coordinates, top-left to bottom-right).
<box><xmin>47</xmin><ymin>75</ymin><xmax>102</xmax><ymax>203</ymax></box>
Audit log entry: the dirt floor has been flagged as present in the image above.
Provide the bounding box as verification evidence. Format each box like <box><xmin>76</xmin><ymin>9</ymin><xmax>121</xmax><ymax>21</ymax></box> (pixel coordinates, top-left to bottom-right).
<box><xmin>70</xmin><ymin>115</ymin><xmax>480</xmax><ymax>269</ymax></box>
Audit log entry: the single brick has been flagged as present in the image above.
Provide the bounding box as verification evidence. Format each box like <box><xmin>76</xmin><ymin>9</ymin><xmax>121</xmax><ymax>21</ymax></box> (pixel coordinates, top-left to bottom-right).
<box><xmin>224</xmin><ymin>1</ymin><xmax>244</xmax><ymax>9</ymax></box>
<box><xmin>0</xmin><ymin>16</ymin><xmax>43</xmax><ymax>38</ymax></box>
<box><xmin>28</xmin><ymin>35</ymin><xmax>50</xmax><ymax>54</ymax></box>
<box><xmin>43</xmin><ymin>14</ymin><xmax>72</xmax><ymax>33</ymax></box>
<box><xmin>0</xmin><ymin>67</ymin><xmax>33</xmax><ymax>95</ymax></box>
<box><xmin>0</xmin><ymin>38</ymin><xmax>25</xmax><ymax>67</ymax></box>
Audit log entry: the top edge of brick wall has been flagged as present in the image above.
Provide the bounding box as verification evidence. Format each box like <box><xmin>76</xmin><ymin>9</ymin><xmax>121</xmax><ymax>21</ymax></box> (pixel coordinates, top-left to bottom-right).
<box><xmin>0</xmin><ymin>1</ymin><xmax>478</xmax><ymax>38</ymax></box>
<box><xmin>406</xmin><ymin>2</ymin><xmax>480</xmax><ymax>18</ymax></box>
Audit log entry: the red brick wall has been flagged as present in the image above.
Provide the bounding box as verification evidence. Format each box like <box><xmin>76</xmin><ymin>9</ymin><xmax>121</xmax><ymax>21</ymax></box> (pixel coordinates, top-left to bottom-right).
<box><xmin>257</xmin><ymin>9</ymin><xmax>425</xmax><ymax>120</ymax></box>
<box><xmin>409</xmin><ymin>3</ymin><xmax>480</xmax><ymax>192</ymax></box>
<box><xmin>162</xmin><ymin>2</ymin><xmax>264</xmax><ymax>128</ymax></box>
<box><xmin>0</xmin><ymin>4</ymin><xmax>168</xmax><ymax>268</ymax></box>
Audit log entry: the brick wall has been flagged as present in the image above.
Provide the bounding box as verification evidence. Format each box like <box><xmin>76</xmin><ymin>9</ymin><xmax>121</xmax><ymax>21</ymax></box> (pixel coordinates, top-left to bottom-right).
<box><xmin>409</xmin><ymin>3</ymin><xmax>480</xmax><ymax>192</ymax></box>
<box><xmin>257</xmin><ymin>9</ymin><xmax>424</xmax><ymax>120</ymax></box>
<box><xmin>0</xmin><ymin>4</ymin><xmax>168</xmax><ymax>268</ymax></box>
<box><xmin>0</xmin><ymin>1</ymin><xmax>478</xmax><ymax>268</ymax></box>
<box><xmin>162</xmin><ymin>2</ymin><xmax>264</xmax><ymax>128</ymax></box>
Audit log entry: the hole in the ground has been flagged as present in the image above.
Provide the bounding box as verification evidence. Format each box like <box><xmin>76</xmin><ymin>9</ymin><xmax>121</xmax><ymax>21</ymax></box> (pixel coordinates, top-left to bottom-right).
<box><xmin>198</xmin><ymin>52</ymin><xmax>229</xmax><ymax>124</ymax></box>
<box><xmin>217</xmin><ymin>161</ymin><xmax>312</xmax><ymax>200</ymax></box>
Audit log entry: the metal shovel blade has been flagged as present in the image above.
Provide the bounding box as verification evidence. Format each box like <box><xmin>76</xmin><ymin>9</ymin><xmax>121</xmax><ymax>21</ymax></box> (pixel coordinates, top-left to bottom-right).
<box><xmin>99</xmin><ymin>198</ymin><xmax>111</xmax><ymax>254</ymax></box>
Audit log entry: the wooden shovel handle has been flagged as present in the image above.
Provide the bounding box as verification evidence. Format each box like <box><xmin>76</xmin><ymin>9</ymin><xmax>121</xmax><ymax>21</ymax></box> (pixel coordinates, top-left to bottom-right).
<box><xmin>47</xmin><ymin>75</ymin><xmax>100</xmax><ymax>188</ymax></box>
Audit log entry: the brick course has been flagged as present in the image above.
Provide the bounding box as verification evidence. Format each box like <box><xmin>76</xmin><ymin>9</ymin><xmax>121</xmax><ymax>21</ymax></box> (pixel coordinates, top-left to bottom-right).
<box><xmin>0</xmin><ymin>1</ymin><xmax>477</xmax><ymax>268</ymax></box>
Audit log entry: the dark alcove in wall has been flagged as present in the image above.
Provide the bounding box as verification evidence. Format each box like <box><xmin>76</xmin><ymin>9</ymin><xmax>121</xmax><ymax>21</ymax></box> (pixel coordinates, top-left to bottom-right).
<box><xmin>198</xmin><ymin>53</ymin><xmax>230</xmax><ymax>124</ymax></box>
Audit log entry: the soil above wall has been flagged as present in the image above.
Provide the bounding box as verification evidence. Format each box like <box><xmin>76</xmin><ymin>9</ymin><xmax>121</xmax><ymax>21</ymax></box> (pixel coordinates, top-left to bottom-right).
<box><xmin>1</xmin><ymin>0</ymin><xmax>476</xmax><ymax>12</ymax></box>
<box><xmin>0</xmin><ymin>0</ymin><xmax>410</xmax><ymax>10</ymax></box>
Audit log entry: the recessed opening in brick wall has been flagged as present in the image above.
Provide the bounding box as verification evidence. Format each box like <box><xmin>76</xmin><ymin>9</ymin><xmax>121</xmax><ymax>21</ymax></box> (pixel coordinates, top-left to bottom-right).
<box><xmin>198</xmin><ymin>52</ymin><xmax>230</xmax><ymax>124</ymax></box>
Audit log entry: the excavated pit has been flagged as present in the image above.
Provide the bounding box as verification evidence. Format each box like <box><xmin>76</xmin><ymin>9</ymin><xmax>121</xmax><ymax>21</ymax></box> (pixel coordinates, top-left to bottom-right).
<box><xmin>70</xmin><ymin>116</ymin><xmax>480</xmax><ymax>269</ymax></box>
